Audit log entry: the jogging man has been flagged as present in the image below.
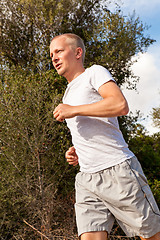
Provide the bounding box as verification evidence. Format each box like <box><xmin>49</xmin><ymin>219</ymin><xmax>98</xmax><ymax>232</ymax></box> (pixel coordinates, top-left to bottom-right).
<box><xmin>50</xmin><ymin>33</ymin><xmax>160</xmax><ymax>240</ymax></box>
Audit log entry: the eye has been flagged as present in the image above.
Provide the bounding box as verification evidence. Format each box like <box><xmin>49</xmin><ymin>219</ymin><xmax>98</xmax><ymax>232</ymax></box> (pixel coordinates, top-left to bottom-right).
<box><xmin>57</xmin><ymin>49</ymin><xmax>63</xmax><ymax>53</ymax></box>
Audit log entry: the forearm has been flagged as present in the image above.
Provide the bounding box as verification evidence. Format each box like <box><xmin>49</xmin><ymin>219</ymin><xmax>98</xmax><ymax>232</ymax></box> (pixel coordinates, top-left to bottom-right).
<box><xmin>53</xmin><ymin>82</ymin><xmax>129</xmax><ymax>121</ymax></box>
<box><xmin>73</xmin><ymin>97</ymin><xmax>129</xmax><ymax>118</ymax></box>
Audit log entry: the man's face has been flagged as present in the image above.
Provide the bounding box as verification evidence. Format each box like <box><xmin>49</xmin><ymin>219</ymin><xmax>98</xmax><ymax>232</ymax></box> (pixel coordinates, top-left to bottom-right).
<box><xmin>50</xmin><ymin>36</ymin><xmax>77</xmax><ymax>79</ymax></box>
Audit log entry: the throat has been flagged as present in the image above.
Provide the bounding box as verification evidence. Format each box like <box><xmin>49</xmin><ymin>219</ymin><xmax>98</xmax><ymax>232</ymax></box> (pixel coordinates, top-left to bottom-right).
<box><xmin>67</xmin><ymin>68</ymin><xmax>85</xmax><ymax>83</ymax></box>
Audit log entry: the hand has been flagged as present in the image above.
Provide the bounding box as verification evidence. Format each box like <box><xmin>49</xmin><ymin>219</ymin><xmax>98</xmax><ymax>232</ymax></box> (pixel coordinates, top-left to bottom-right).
<box><xmin>53</xmin><ymin>104</ymin><xmax>76</xmax><ymax>122</ymax></box>
<box><xmin>65</xmin><ymin>146</ymin><xmax>79</xmax><ymax>166</ymax></box>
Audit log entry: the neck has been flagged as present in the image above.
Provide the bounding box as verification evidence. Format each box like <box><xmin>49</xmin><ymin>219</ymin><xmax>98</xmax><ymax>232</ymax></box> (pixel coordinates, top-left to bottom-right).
<box><xmin>66</xmin><ymin>65</ymin><xmax>85</xmax><ymax>83</ymax></box>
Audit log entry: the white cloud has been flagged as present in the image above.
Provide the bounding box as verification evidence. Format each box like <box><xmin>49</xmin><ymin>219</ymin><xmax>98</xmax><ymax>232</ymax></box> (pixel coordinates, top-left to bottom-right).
<box><xmin>123</xmin><ymin>52</ymin><xmax>160</xmax><ymax>134</ymax></box>
<box><xmin>109</xmin><ymin>0</ymin><xmax>160</xmax><ymax>134</ymax></box>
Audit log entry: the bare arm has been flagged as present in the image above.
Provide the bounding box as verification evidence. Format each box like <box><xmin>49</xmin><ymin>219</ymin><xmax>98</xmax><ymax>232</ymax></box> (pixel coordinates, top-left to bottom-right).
<box><xmin>53</xmin><ymin>81</ymin><xmax>129</xmax><ymax>122</ymax></box>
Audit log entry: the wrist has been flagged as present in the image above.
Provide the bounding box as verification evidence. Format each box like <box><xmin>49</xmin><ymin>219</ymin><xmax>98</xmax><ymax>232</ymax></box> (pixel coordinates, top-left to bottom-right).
<box><xmin>72</xmin><ymin>105</ymin><xmax>85</xmax><ymax>117</ymax></box>
<box><xmin>72</xmin><ymin>105</ymin><xmax>80</xmax><ymax>117</ymax></box>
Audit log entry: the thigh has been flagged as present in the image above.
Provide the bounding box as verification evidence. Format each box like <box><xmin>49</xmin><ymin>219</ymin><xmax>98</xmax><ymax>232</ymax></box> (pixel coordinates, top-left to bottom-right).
<box><xmin>80</xmin><ymin>231</ymin><xmax>108</xmax><ymax>240</ymax></box>
<box><xmin>140</xmin><ymin>232</ymin><xmax>160</xmax><ymax>240</ymax></box>
<box><xmin>75</xmin><ymin>172</ymin><xmax>115</xmax><ymax>237</ymax></box>
<box><xmin>101</xmin><ymin>157</ymin><xmax>160</xmax><ymax>238</ymax></box>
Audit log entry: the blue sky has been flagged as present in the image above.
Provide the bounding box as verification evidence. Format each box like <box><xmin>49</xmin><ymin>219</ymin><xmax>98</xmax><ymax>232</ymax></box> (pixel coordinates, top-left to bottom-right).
<box><xmin>120</xmin><ymin>0</ymin><xmax>160</xmax><ymax>43</ymax></box>
<box><xmin>111</xmin><ymin>0</ymin><xmax>160</xmax><ymax>134</ymax></box>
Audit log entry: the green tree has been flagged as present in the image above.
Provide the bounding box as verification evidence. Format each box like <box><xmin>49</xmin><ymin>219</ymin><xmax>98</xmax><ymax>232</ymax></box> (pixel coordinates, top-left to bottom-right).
<box><xmin>0</xmin><ymin>67</ymin><xmax>78</xmax><ymax>238</ymax></box>
<box><xmin>1</xmin><ymin>0</ymin><xmax>154</xmax><ymax>85</ymax></box>
<box><xmin>152</xmin><ymin>106</ymin><xmax>160</xmax><ymax>129</ymax></box>
<box><xmin>0</xmin><ymin>0</ymin><xmax>157</xmax><ymax>238</ymax></box>
<box><xmin>118</xmin><ymin>111</ymin><xmax>146</xmax><ymax>142</ymax></box>
<box><xmin>0</xmin><ymin>0</ymin><xmax>103</xmax><ymax>69</ymax></box>
<box><xmin>86</xmin><ymin>9</ymin><xmax>155</xmax><ymax>88</ymax></box>
<box><xmin>128</xmin><ymin>131</ymin><xmax>160</xmax><ymax>206</ymax></box>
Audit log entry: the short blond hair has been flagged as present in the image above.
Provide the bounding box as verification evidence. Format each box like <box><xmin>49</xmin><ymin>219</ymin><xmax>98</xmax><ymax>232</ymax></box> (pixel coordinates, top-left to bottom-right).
<box><xmin>51</xmin><ymin>33</ymin><xmax>86</xmax><ymax>63</ymax></box>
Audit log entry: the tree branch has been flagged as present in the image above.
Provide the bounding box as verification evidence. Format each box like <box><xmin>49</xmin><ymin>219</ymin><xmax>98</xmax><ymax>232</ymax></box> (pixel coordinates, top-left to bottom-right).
<box><xmin>23</xmin><ymin>219</ymin><xmax>50</xmax><ymax>240</ymax></box>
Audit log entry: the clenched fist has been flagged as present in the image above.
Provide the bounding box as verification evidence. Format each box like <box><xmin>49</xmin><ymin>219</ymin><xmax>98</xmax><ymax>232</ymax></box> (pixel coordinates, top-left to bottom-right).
<box><xmin>65</xmin><ymin>146</ymin><xmax>79</xmax><ymax>166</ymax></box>
<box><xmin>53</xmin><ymin>104</ymin><xmax>77</xmax><ymax>122</ymax></box>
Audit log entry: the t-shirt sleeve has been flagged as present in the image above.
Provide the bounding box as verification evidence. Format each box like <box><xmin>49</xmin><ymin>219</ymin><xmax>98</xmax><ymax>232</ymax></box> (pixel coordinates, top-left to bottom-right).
<box><xmin>90</xmin><ymin>65</ymin><xmax>115</xmax><ymax>91</ymax></box>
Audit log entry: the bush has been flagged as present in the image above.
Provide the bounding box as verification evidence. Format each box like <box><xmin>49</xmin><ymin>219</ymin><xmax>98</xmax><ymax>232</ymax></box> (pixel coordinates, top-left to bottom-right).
<box><xmin>0</xmin><ymin>66</ymin><xmax>78</xmax><ymax>238</ymax></box>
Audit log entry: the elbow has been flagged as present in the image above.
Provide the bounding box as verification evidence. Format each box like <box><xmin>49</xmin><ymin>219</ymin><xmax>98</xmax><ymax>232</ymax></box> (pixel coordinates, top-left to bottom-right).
<box><xmin>120</xmin><ymin>101</ymin><xmax>129</xmax><ymax>116</ymax></box>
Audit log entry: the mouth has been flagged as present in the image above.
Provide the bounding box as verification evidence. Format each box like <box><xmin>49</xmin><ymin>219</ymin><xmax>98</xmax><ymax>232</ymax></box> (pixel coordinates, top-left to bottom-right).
<box><xmin>55</xmin><ymin>63</ymin><xmax>62</xmax><ymax>70</ymax></box>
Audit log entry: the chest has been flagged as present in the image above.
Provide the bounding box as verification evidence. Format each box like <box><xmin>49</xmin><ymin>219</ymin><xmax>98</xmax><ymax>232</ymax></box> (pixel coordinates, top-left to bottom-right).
<box><xmin>63</xmin><ymin>79</ymin><xmax>102</xmax><ymax>106</ymax></box>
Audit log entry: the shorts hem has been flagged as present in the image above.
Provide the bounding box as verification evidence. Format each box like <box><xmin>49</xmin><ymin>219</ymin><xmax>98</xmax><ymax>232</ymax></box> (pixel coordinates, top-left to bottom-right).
<box><xmin>124</xmin><ymin>228</ymin><xmax>160</xmax><ymax>239</ymax></box>
<box><xmin>78</xmin><ymin>227</ymin><xmax>109</xmax><ymax>237</ymax></box>
<box><xmin>138</xmin><ymin>229</ymin><xmax>160</xmax><ymax>239</ymax></box>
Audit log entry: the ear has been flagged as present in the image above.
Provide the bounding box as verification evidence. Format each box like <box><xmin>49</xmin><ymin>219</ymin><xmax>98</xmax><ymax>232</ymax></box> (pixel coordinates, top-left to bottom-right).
<box><xmin>75</xmin><ymin>47</ymin><xmax>83</xmax><ymax>60</ymax></box>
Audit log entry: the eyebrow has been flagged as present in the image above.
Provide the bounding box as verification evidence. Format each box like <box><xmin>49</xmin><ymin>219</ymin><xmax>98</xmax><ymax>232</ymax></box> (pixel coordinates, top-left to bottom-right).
<box><xmin>50</xmin><ymin>48</ymin><xmax>64</xmax><ymax>58</ymax></box>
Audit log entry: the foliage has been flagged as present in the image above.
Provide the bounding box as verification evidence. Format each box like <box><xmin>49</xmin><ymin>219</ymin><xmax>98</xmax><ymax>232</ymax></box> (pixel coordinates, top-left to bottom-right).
<box><xmin>128</xmin><ymin>132</ymin><xmax>160</xmax><ymax>205</ymax></box>
<box><xmin>152</xmin><ymin>106</ymin><xmax>160</xmax><ymax>129</ymax></box>
<box><xmin>118</xmin><ymin>111</ymin><xmax>146</xmax><ymax>142</ymax></box>
<box><xmin>1</xmin><ymin>0</ymin><xmax>155</xmax><ymax>89</ymax></box>
<box><xmin>86</xmin><ymin>9</ymin><xmax>155</xmax><ymax>88</ymax></box>
<box><xmin>0</xmin><ymin>66</ymin><xmax>78</xmax><ymax>238</ymax></box>
<box><xmin>0</xmin><ymin>0</ymin><xmax>104</xmax><ymax>70</ymax></box>
<box><xmin>149</xmin><ymin>179</ymin><xmax>160</xmax><ymax>207</ymax></box>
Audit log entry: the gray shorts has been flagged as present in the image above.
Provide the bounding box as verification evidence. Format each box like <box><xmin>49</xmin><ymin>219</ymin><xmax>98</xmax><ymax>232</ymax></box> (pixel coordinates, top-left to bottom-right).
<box><xmin>75</xmin><ymin>156</ymin><xmax>160</xmax><ymax>238</ymax></box>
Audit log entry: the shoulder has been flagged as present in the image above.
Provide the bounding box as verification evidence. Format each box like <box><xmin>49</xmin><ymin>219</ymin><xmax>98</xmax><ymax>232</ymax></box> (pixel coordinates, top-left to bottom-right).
<box><xmin>85</xmin><ymin>65</ymin><xmax>115</xmax><ymax>91</ymax></box>
<box><xmin>87</xmin><ymin>64</ymin><xmax>112</xmax><ymax>76</ymax></box>
<box><xmin>87</xmin><ymin>64</ymin><xmax>114</xmax><ymax>81</ymax></box>
<box><xmin>88</xmin><ymin>64</ymin><xmax>107</xmax><ymax>71</ymax></box>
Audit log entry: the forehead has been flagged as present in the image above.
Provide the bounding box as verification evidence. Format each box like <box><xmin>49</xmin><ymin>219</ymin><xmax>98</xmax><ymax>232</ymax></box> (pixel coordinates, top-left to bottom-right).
<box><xmin>50</xmin><ymin>36</ymin><xmax>69</xmax><ymax>50</ymax></box>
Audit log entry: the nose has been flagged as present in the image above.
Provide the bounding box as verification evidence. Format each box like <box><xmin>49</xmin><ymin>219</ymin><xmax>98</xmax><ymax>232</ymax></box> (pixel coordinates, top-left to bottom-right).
<box><xmin>52</xmin><ymin>53</ymin><xmax>58</xmax><ymax>63</ymax></box>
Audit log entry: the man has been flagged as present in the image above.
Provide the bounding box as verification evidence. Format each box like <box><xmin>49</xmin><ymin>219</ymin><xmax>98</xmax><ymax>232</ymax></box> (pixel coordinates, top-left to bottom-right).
<box><xmin>50</xmin><ymin>33</ymin><xmax>160</xmax><ymax>240</ymax></box>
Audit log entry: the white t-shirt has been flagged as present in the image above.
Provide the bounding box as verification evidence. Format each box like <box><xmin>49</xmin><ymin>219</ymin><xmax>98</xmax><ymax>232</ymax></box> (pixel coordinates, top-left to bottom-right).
<box><xmin>63</xmin><ymin>65</ymin><xmax>134</xmax><ymax>173</ymax></box>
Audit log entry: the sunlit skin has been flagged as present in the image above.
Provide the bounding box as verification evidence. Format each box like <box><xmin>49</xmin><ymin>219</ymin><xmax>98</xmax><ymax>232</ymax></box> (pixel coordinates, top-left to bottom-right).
<box><xmin>50</xmin><ymin>36</ymin><xmax>85</xmax><ymax>83</ymax></box>
<box><xmin>65</xmin><ymin>146</ymin><xmax>78</xmax><ymax>166</ymax></box>
<box><xmin>140</xmin><ymin>233</ymin><xmax>160</xmax><ymax>240</ymax></box>
<box><xmin>50</xmin><ymin>35</ymin><xmax>160</xmax><ymax>240</ymax></box>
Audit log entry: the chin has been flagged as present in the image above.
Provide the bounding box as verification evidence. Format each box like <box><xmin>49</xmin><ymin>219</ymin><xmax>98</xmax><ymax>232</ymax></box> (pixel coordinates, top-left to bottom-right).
<box><xmin>57</xmin><ymin>69</ymin><xmax>64</xmax><ymax>76</ymax></box>
<box><xmin>58</xmin><ymin>69</ymin><xmax>68</xmax><ymax>78</ymax></box>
